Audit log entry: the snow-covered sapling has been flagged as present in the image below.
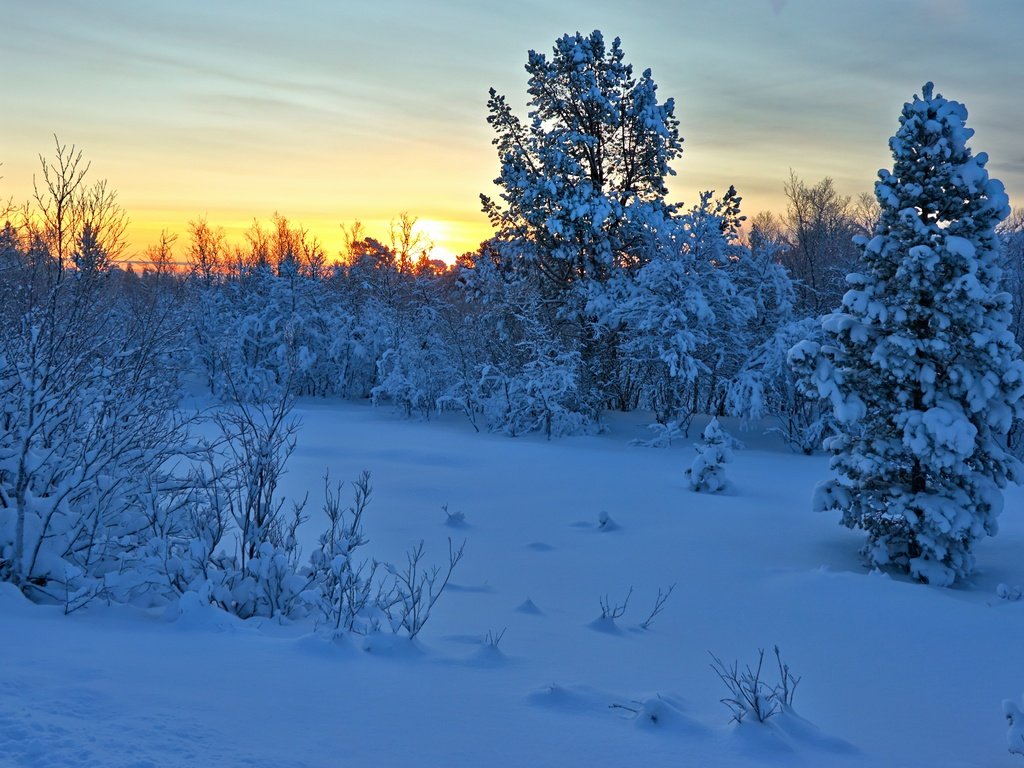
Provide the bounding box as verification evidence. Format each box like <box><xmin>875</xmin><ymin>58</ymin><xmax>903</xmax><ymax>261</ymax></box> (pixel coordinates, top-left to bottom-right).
<box><xmin>599</xmin><ymin>586</ymin><xmax>633</xmax><ymax>621</ymax></box>
<box><xmin>709</xmin><ymin>646</ymin><xmax>800</xmax><ymax>724</ymax></box>
<box><xmin>629</xmin><ymin>420</ymin><xmax>687</xmax><ymax>448</ymax></box>
<box><xmin>639</xmin><ymin>583</ymin><xmax>676</xmax><ymax>630</ymax></box>
<box><xmin>309</xmin><ymin>471</ymin><xmax>386</xmax><ymax>635</ymax></box>
<box><xmin>686</xmin><ymin>418</ymin><xmax>734</xmax><ymax>493</ymax></box>
<box><xmin>484</xmin><ymin>627</ymin><xmax>507</xmax><ymax>649</ymax></box>
<box><xmin>1005</xmin><ymin>695</ymin><xmax>1024</xmax><ymax>756</ymax></box>
<box><xmin>385</xmin><ymin>537</ymin><xmax>465</xmax><ymax>639</ymax></box>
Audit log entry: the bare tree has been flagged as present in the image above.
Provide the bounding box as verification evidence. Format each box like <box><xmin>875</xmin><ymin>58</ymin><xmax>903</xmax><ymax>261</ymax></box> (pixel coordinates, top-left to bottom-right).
<box><xmin>0</xmin><ymin>161</ymin><xmax>15</xmax><ymax>227</ymax></box>
<box><xmin>779</xmin><ymin>171</ymin><xmax>861</xmax><ymax>315</ymax></box>
<box><xmin>30</xmin><ymin>137</ymin><xmax>127</xmax><ymax>275</ymax></box>
<box><xmin>187</xmin><ymin>216</ymin><xmax>226</xmax><ymax>285</ymax></box>
<box><xmin>389</xmin><ymin>212</ymin><xmax>432</xmax><ymax>274</ymax></box>
<box><xmin>145</xmin><ymin>230</ymin><xmax>178</xmax><ymax>277</ymax></box>
<box><xmin>0</xmin><ymin>194</ymin><xmax>189</xmax><ymax>601</ymax></box>
<box><xmin>77</xmin><ymin>178</ymin><xmax>127</xmax><ymax>264</ymax></box>
<box><xmin>32</xmin><ymin>136</ymin><xmax>89</xmax><ymax>271</ymax></box>
<box><xmin>244</xmin><ymin>218</ymin><xmax>271</xmax><ymax>273</ymax></box>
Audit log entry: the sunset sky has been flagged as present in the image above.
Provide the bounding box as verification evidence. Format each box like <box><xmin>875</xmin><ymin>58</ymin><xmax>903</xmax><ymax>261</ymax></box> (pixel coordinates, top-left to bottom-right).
<box><xmin>4</xmin><ymin>0</ymin><xmax>1023</xmax><ymax>264</ymax></box>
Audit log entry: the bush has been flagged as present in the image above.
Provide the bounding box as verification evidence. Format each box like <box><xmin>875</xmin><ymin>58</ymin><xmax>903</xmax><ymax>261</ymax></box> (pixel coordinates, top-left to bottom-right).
<box><xmin>709</xmin><ymin>646</ymin><xmax>800</xmax><ymax>723</ymax></box>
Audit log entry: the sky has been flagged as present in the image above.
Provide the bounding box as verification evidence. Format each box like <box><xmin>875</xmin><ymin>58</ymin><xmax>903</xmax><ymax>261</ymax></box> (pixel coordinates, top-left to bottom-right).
<box><xmin>3</xmin><ymin>0</ymin><xmax>1023</xmax><ymax>264</ymax></box>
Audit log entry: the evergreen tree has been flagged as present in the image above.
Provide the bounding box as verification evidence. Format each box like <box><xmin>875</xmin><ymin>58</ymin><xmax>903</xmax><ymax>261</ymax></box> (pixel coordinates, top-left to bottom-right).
<box><xmin>791</xmin><ymin>83</ymin><xmax>1024</xmax><ymax>585</ymax></box>
<box><xmin>481</xmin><ymin>30</ymin><xmax>681</xmax><ymax>299</ymax></box>
<box><xmin>481</xmin><ymin>30</ymin><xmax>681</xmax><ymax>418</ymax></box>
<box><xmin>685</xmin><ymin>418</ymin><xmax>734</xmax><ymax>493</ymax></box>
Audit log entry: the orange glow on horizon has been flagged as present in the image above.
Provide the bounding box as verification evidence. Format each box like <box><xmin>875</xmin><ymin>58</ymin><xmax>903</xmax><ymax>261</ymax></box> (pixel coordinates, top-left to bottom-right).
<box><xmin>120</xmin><ymin>209</ymin><xmax>493</xmax><ymax>269</ymax></box>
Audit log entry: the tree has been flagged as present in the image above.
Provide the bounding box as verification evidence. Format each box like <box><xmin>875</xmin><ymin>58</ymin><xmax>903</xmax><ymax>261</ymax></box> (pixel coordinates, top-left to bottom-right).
<box><xmin>604</xmin><ymin>189</ymin><xmax>752</xmax><ymax>428</ymax></box>
<box><xmin>685</xmin><ymin>418</ymin><xmax>734</xmax><ymax>493</ymax></box>
<box><xmin>480</xmin><ymin>31</ymin><xmax>682</xmax><ymax>418</ymax></box>
<box><xmin>779</xmin><ymin>172</ymin><xmax>861</xmax><ymax>316</ymax></box>
<box><xmin>998</xmin><ymin>210</ymin><xmax>1024</xmax><ymax>454</ymax></box>
<box><xmin>145</xmin><ymin>230</ymin><xmax>178</xmax><ymax>277</ymax></box>
<box><xmin>482</xmin><ymin>31</ymin><xmax>681</xmax><ymax>298</ymax></box>
<box><xmin>729</xmin><ymin>318</ymin><xmax>831</xmax><ymax>454</ymax></box>
<box><xmin>0</xmin><ymin>150</ymin><xmax>189</xmax><ymax>603</ymax></box>
<box><xmin>31</xmin><ymin>138</ymin><xmax>127</xmax><ymax>274</ymax></box>
<box><xmin>187</xmin><ymin>216</ymin><xmax>226</xmax><ymax>285</ymax></box>
<box><xmin>791</xmin><ymin>83</ymin><xmax>1023</xmax><ymax>585</ymax></box>
<box><xmin>31</xmin><ymin>137</ymin><xmax>89</xmax><ymax>270</ymax></box>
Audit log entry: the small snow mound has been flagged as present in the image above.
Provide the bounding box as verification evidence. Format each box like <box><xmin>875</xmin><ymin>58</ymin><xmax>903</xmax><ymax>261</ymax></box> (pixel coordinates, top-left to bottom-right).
<box><xmin>525</xmin><ymin>683</ymin><xmax>609</xmax><ymax>717</ymax></box>
<box><xmin>621</xmin><ymin>695</ymin><xmax>709</xmax><ymax>737</ymax></box>
<box><xmin>360</xmin><ymin>631</ymin><xmax>422</xmax><ymax>658</ymax></box>
<box><xmin>163</xmin><ymin>591</ymin><xmax>239</xmax><ymax>633</ymax></box>
<box><xmin>0</xmin><ymin>581</ymin><xmax>36</xmax><ymax>616</ymax></box>
<box><xmin>443</xmin><ymin>507</ymin><xmax>468</xmax><ymax>528</ymax></box>
<box><xmin>587</xmin><ymin>616</ymin><xmax>623</xmax><ymax>635</ymax></box>
<box><xmin>729</xmin><ymin>709</ymin><xmax>860</xmax><ymax>759</ymax></box>
<box><xmin>292</xmin><ymin>631</ymin><xmax>358</xmax><ymax>659</ymax></box>
<box><xmin>515</xmin><ymin>598</ymin><xmax>543</xmax><ymax>615</ymax></box>
<box><xmin>468</xmin><ymin>643</ymin><xmax>508</xmax><ymax>667</ymax></box>
<box><xmin>526</xmin><ymin>541</ymin><xmax>555</xmax><ymax>552</ymax></box>
<box><xmin>771</xmin><ymin>709</ymin><xmax>860</xmax><ymax>755</ymax></box>
<box><xmin>996</xmin><ymin>583</ymin><xmax>1022</xmax><ymax>601</ymax></box>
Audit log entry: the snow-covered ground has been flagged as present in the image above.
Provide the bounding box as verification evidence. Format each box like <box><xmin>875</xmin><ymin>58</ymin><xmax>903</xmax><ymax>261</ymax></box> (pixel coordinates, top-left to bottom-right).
<box><xmin>4</xmin><ymin>399</ymin><xmax>1024</xmax><ymax>767</ymax></box>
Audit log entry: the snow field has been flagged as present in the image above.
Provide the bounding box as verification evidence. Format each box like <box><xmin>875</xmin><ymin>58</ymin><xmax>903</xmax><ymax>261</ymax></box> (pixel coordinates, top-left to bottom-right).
<box><xmin>4</xmin><ymin>400</ymin><xmax>1024</xmax><ymax>767</ymax></box>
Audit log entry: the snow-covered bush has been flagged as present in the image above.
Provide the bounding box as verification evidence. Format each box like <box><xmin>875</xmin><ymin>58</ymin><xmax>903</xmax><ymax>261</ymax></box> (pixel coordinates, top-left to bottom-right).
<box><xmin>1006</xmin><ymin>695</ymin><xmax>1024</xmax><ymax>756</ymax></box>
<box><xmin>792</xmin><ymin>83</ymin><xmax>1024</xmax><ymax>585</ymax></box>
<box><xmin>997</xmin><ymin>583</ymin><xmax>1023</xmax><ymax>601</ymax></box>
<box><xmin>686</xmin><ymin>418</ymin><xmax>735</xmax><ymax>492</ymax></box>
<box><xmin>0</xmin><ymin>226</ymin><xmax>191</xmax><ymax>607</ymax></box>
<box><xmin>370</xmin><ymin>272</ymin><xmax>461</xmax><ymax>420</ymax></box>
<box><xmin>214</xmin><ymin>390</ymin><xmax>309</xmax><ymax>618</ymax></box>
<box><xmin>194</xmin><ymin>264</ymin><xmax>365</xmax><ymax>403</ymax></box>
<box><xmin>729</xmin><ymin>318</ymin><xmax>833</xmax><ymax>454</ymax></box>
<box><xmin>457</xmin><ymin>254</ymin><xmax>596</xmax><ymax>437</ymax></box>
<box><xmin>308</xmin><ymin>472</ymin><xmax>387</xmax><ymax>635</ymax></box>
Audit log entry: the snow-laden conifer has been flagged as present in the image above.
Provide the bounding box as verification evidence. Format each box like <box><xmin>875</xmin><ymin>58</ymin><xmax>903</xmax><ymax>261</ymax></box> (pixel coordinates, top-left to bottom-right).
<box><xmin>791</xmin><ymin>83</ymin><xmax>1024</xmax><ymax>585</ymax></box>
<box><xmin>686</xmin><ymin>418</ymin><xmax>734</xmax><ymax>493</ymax></box>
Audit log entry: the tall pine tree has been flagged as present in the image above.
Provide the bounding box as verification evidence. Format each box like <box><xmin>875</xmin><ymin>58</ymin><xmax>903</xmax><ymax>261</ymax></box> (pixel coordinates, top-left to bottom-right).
<box><xmin>478</xmin><ymin>31</ymin><xmax>682</xmax><ymax>419</ymax></box>
<box><xmin>791</xmin><ymin>83</ymin><xmax>1024</xmax><ymax>585</ymax></box>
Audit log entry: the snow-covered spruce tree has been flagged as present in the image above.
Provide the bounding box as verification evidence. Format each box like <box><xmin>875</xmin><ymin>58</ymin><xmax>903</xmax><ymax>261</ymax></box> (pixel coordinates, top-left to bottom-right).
<box><xmin>791</xmin><ymin>83</ymin><xmax>1024</xmax><ymax>585</ymax></box>
<box><xmin>685</xmin><ymin>418</ymin><xmax>734</xmax><ymax>493</ymax></box>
